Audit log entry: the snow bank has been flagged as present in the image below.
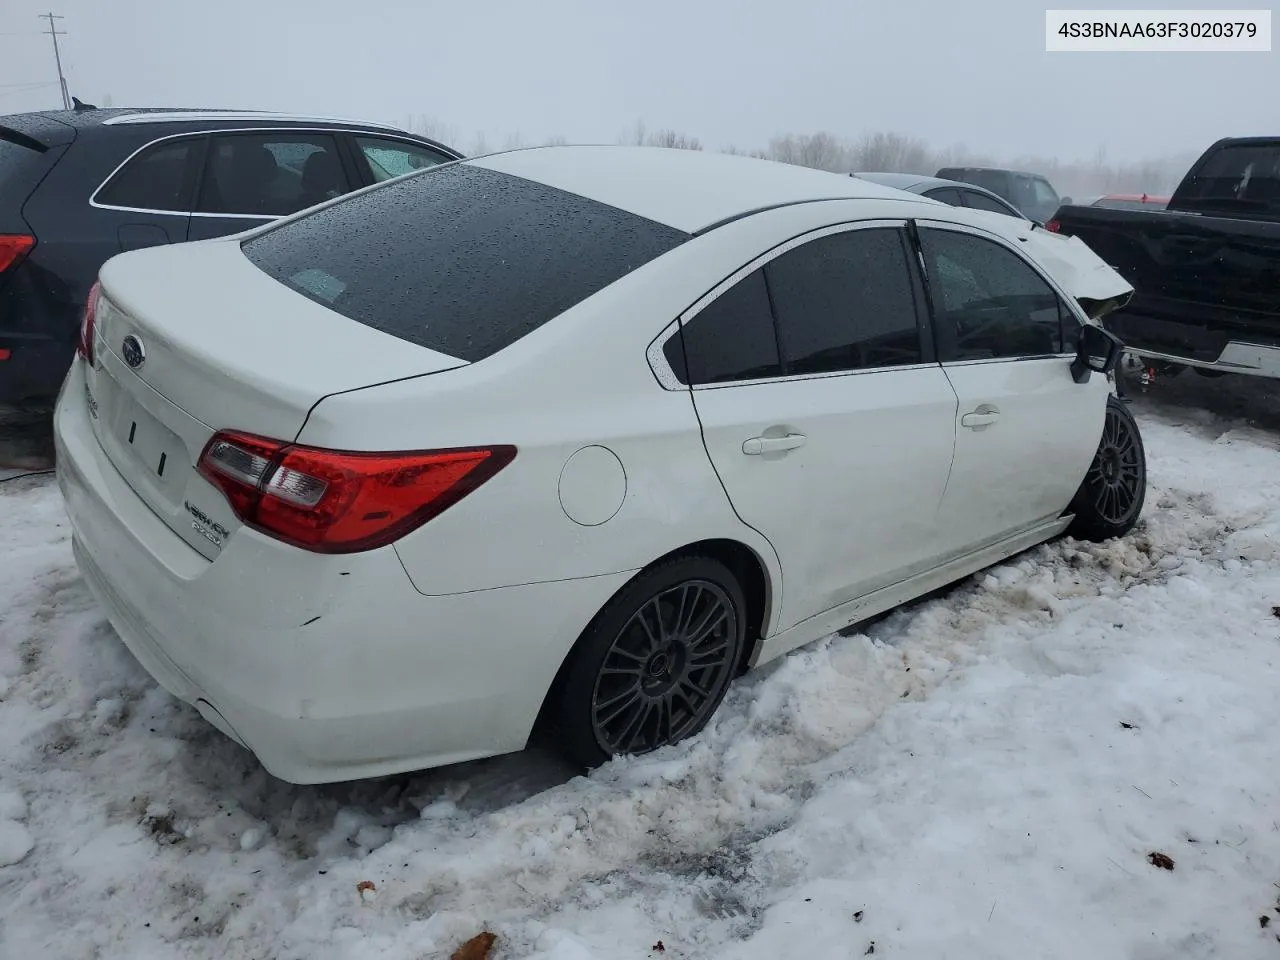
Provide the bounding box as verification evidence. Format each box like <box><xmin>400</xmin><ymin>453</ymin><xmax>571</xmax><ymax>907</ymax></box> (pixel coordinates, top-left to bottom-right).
<box><xmin>1</xmin><ymin>413</ymin><xmax>1278</xmax><ymax>959</ymax></box>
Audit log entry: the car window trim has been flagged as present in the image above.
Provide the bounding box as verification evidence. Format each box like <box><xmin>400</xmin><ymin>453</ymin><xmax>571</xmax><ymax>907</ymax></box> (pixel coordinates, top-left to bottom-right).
<box><xmin>89</xmin><ymin>126</ymin><xmax>433</xmax><ymax>219</ymax></box>
<box><xmin>646</xmin><ymin>218</ymin><xmax>936</xmax><ymax>391</ymax></box>
<box><xmin>909</xmin><ymin>217</ymin><xmax>1087</xmax><ymax>366</ymax></box>
<box><xmin>87</xmin><ymin>132</ymin><xmax>205</xmax><ymax>217</ymax></box>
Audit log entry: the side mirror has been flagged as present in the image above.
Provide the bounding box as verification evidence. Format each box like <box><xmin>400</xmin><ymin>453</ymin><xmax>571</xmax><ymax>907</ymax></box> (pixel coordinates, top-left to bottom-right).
<box><xmin>1060</xmin><ymin>195</ymin><xmax>1073</xmax><ymax>205</ymax></box>
<box><xmin>1071</xmin><ymin>323</ymin><xmax>1125</xmax><ymax>384</ymax></box>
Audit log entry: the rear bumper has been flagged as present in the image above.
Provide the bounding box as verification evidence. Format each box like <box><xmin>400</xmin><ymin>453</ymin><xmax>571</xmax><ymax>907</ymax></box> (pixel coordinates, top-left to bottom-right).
<box><xmin>54</xmin><ymin>362</ymin><xmax>632</xmax><ymax>783</ymax></box>
<box><xmin>1105</xmin><ymin>310</ymin><xmax>1280</xmax><ymax>379</ymax></box>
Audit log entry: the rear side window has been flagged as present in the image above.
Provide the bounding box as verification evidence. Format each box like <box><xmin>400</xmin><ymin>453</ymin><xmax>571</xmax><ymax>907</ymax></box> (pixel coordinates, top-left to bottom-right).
<box><xmin>243</xmin><ymin>163</ymin><xmax>689</xmax><ymax>362</ymax></box>
<box><xmin>765</xmin><ymin>228</ymin><xmax>922</xmax><ymax>374</ymax></box>
<box><xmin>667</xmin><ymin>269</ymin><xmax>780</xmax><ymax>384</ymax></box>
<box><xmin>962</xmin><ymin>189</ymin><xmax>1022</xmax><ymax>218</ymax></box>
<box><xmin>95</xmin><ymin>139</ymin><xmax>197</xmax><ymax>212</ymax></box>
<box><xmin>922</xmin><ymin>187</ymin><xmax>963</xmax><ymax>206</ymax></box>
<box><xmin>197</xmin><ymin>133</ymin><xmax>350</xmax><ymax>217</ymax></box>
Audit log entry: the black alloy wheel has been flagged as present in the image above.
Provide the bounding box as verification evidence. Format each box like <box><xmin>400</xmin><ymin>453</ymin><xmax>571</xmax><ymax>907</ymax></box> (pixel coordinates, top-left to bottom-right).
<box><xmin>553</xmin><ymin>556</ymin><xmax>746</xmax><ymax>767</ymax></box>
<box><xmin>1068</xmin><ymin>394</ymin><xmax>1147</xmax><ymax>541</ymax></box>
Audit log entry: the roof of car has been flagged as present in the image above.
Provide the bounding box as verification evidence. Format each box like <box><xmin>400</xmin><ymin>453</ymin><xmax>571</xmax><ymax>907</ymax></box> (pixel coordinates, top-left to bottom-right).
<box><xmin>853</xmin><ymin>171</ymin><xmax>953</xmax><ymax>192</ymax></box>
<box><xmin>5</xmin><ymin>107</ymin><xmax>406</xmax><ymax>132</ymax></box>
<box><xmin>936</xmin><ymin>165</ymin><xmax>1047</xmax><ymax>180</ymax></box>
<box><xmin>467</xmin><ymin>145</ymin><xmax>919</xmax><ymax>233</ymax></box>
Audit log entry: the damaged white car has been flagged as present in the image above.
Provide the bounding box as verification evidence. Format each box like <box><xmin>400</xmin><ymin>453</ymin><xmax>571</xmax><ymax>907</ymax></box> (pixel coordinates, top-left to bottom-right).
<box><xmin>54</xmin><ymin>146</ymin><xmax>1145</xmax><ymax>783</ymax></box>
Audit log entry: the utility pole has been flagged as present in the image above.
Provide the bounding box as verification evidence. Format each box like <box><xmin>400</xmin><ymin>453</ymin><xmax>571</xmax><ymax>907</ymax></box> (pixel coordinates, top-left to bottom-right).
<box><xmin>38</xmin><ymin>12</ymin><xmax>71</xmax><ymax>111</ymax></box>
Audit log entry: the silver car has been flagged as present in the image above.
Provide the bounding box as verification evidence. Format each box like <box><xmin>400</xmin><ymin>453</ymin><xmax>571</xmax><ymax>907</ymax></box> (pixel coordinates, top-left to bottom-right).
<box><xmin>852</xmin><ymin>172</ymin><xmax>1030</xmax><ymax>221</ymax></box>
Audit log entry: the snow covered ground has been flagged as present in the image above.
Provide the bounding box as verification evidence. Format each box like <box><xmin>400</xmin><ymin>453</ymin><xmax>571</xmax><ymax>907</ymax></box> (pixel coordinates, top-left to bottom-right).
<box><xmin>2</xmin><ymin>389</ymin><xmax>1280</xmax><ymax>960</ymax></box>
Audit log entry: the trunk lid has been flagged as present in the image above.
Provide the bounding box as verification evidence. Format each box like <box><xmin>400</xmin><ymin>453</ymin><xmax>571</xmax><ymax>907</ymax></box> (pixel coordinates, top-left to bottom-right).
<box><xmin>86</xmin><ymin>238</ymin><xmax>466</xmax><ymax>559</ymax></box>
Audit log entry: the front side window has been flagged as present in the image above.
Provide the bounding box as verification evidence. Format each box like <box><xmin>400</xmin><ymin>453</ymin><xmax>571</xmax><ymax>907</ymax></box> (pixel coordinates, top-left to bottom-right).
<box><xmin>196</xmin><ymin>133</ymin><xmax>350</xmax><ymax>217</ymax></box>
<box><xmin>355</xmin><ymin>136</ymin><xmax>453</xmax><ymax>182</ymax></box>
<box><xmin>96</xmin><ymin>139</ymin><xmax>196</xmax><ymax>212</ymax></box>
<box><xmin>765</xmin><ymin>228</ymin><xmax>922</xmax><ymax>375</ymax></box>
<box><xmin>918</xmin><ymin>228</ymin><xmax>1071</xmax><ymax>360</ymax></box>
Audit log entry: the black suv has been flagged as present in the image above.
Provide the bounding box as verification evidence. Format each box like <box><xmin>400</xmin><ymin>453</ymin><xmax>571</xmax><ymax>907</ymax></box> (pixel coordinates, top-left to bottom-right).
<box><xmin>0</xmin><ymin>107</ymin><xmax>462</xmax><ymax>404</ymax></box>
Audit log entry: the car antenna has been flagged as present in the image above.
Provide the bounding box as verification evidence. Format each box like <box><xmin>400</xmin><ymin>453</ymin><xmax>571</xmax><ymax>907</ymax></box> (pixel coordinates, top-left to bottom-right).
<box><xmin>71</xmin><ymin>96</ymin><xmax>97</xmax><ymax>111</ymax></box>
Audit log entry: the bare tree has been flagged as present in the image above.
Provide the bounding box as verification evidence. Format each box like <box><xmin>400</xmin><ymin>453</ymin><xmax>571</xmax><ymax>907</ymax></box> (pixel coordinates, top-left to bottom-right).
<box><xmin>622</xmin><ymin>120</ymin><xmax>702</xmax><ymax>150</ymax></box>
<box><xmin>766</xmin><ymin>132</ymin><xmax>847</xmax><ymax>171</ymax></box>
<box><xmin>409</xmin><ymin>115</ymin><xmax>459</xmax><ymax>148</ymax></box>
<box><xmin>407</xmin><ymin>112</ymin><xmax>1193</xmax><ymax>198</ymax></box>
<box><xmin>851</xmin><ymin>132</ymin><xmax>932</xmax><ymax>173</ymax></box>
<box><xmin>645</xmin><ymin>129</ymin><xmax>702</xmax><ymax>150</ymax></box>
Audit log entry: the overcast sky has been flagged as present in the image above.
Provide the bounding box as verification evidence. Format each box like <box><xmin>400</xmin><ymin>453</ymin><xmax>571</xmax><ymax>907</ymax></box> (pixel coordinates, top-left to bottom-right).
<box><xmin>1</xmin><ymin>0</ymin><xmax>1273</xmax><ymax>162</ymax></box>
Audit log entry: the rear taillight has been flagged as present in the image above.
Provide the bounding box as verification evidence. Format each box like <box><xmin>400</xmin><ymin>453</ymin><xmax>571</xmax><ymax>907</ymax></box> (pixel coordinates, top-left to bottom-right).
<box><xmin>197</xmin><ymin>430</ymin><xmax>516</xmax><ymax>554</ymax></box>
<box><xmin>1045</xmin><ymin>219</ymin><xmax>1061</xmax><ymax>233</ymax></box>
<box><xmin>0</xmin><ymin>234</ymin><xmax>34</xmax><ymax>274</ymax></box>
<box><xmin>77</xmin><ymin>280</ymin><xmax>102</xmax><ymax>365</ymax></box>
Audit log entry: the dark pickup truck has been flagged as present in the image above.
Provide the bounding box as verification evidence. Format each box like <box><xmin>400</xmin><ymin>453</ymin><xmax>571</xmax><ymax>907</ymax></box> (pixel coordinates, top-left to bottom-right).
<box><xmin>1049</xmin><ymin>137</ymin><xmax>1280</xmax><ymax>380</ymax></box>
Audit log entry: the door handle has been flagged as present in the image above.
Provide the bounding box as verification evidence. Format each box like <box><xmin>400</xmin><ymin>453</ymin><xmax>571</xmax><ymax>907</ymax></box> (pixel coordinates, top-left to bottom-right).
<box><xmin>960</xmin><ymin>410</ymin><xmax>1000</xmax><ymax>428</ymax></box>
<box><xmin>742</xmin><ymin>433</ymin><xmax>808</xmax><ymax>455</ymax></box>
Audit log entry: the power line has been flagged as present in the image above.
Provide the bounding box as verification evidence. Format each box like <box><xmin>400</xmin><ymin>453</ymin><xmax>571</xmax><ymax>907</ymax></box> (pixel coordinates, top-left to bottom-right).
<box><xmin>37</xmin><ymin>12</ymin><xmax>70</xmax><ymax>111</ymax></box>
<box><xmin>0</xmin><ymin>84</ymin><xmax>59</xmax><ymax>101</ymax></box>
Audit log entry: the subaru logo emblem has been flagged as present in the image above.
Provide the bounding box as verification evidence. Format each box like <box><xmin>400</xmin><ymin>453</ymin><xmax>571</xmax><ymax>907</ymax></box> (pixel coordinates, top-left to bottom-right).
<box><xmin>121</xmin><ymin>334</ymin><xmax>145</xmax><ymax>369</ymax></box>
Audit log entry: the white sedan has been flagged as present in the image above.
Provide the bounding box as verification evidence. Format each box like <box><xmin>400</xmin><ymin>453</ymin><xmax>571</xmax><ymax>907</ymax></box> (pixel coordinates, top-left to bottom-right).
<box><xmin>53</xmin><ymin>146</ymin><xmax>1145</xmax><ymax>784</ymax></box>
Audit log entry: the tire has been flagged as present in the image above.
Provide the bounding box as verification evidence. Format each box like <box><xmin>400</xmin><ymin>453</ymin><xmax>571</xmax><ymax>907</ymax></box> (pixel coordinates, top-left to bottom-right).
<box><xmin>1067</xmin><ymin>394</ymin><xmax>1147</xmax><ymax>541</ymax></box>
<box><xmin>552</xmin><ymin>556</ymin><xmax>746</xmax><ymax>769</ymax></box>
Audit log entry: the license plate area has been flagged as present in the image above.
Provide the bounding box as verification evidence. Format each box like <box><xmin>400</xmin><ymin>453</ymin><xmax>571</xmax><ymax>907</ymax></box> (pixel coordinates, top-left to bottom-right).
<box><xmin>117</xmin><ymin>399</ymin><xmax>181</xmax><ymax>483</ymax></box>
<box><xmin>97</xmin><ymin>369</ymin><xmax>188</xmax><ymax>501</ymax></box>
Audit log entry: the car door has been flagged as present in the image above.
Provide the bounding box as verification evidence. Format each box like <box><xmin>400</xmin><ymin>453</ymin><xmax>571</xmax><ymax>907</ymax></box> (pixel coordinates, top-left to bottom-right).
<box><xmin>915</xmin><ymin>221</ymin><xmax>1108</xmax><ymax>557</ymax></box>
<box><xmin>187</xmin><ymin>131</ymin><xmax>354</xmax><ymax>241</ymax></box>
<box><xmin>89</xmin><ymin>134</ymin><xmax>200</xmax><ymax>251</ymax></box>
<box><xmin>348</xmin><ymin>134</ymin><xmax>456</xmax><ymax>185</ymax></box>
<box><xmin>671</xmin><ymin>221</ymin><xmax>959</xmax><ymax>633</ymax></box>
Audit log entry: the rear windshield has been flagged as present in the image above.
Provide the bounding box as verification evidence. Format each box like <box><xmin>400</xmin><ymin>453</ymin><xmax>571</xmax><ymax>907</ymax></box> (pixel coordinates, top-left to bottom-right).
<box><xmin>1177</xmin><ymin>143</ymin><xmax>1280</xmax><ymax>213</ymax></box>
<box><xmin>242</xmin><ymin>163</ymin><xmax>690</xmax><ymax>362</ymax></box>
